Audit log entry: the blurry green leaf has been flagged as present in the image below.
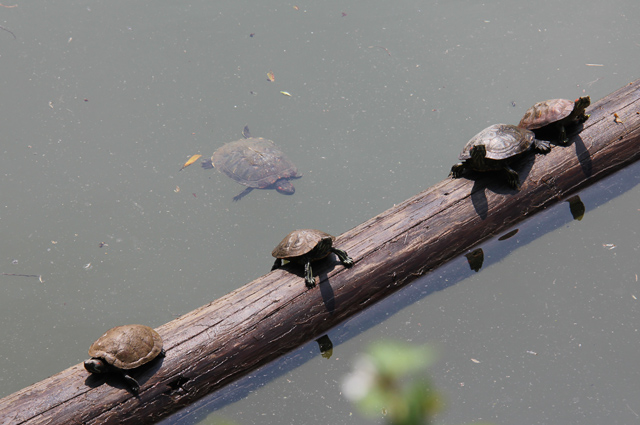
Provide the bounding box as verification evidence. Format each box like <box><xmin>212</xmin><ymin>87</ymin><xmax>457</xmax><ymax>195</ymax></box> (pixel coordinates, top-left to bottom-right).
<box><xmin>369</xmin><ymin>341</ymin><xmax>436</xmax><ymax>377</ymax></box>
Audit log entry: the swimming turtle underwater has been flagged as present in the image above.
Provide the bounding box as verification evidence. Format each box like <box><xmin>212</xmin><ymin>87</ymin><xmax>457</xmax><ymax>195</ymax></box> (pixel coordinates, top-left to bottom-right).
<box><xmin>203</xmin><ymin>126</ymin><xmax>301</xmax><ymax>201</ymax></box>
<box><xmin>450</xmin><ymin>123</ymin><xmax>551</xmax><ymax>190</ymax></box>
<box><xmin>518</xmin><ymin>96</ymin><xmax>590</xmax><ymax>144</ymax></box>
<box><xmin>84</xmin><ymin>324</ymin><xmax>164</xmax><ymax>394</ymax></box>
<box><xmin>271</xmin><ymin>229</ymin><xmax>354</xmax><ymax>288</ymax></box>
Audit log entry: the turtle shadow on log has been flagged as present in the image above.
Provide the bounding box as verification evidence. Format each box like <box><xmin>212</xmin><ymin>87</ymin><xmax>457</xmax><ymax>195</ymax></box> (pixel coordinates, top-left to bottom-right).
<box><xmin>316</xmin><ymin>260</ymin><xmax>337</xmax><ymax>314</ymax></box>
<box><xmin>572</xmin><ymin>134</ymin><xmax>592</xmax><ymax>177</ymax></box>
<box><xmin>279</xmin><ymin>256</ymin><xmax>339</xmax><ymax>313</ymax></box>
<box><xmin>84</xmin><ymin>354</ymin><xmax>165</xmax><ymax>395</ymax></box>
<box><xmin>467</xmin><ymin>155</ymin><xmax>535</xmax><ymax>220</ymax></box>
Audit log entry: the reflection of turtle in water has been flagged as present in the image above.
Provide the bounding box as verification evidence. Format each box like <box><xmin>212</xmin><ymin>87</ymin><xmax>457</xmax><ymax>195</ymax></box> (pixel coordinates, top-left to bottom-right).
<box><xmin>518</xmin><ymin>96</ymin><xmax>590</xmax><ymax>144</ymax></box>
<box><xmin>450</xmin><ymin>124</ymin><xmax>551</xmax><ymax>190</ymax></box>
<box><xmin>271</xmin><ymin>229</ymin><xmax>354</xmax><ymax>288</ymax></box>
<box><xmin>84</xmin><ymin>324</ymin><xmax>164</xmax><ymax>394</ymax></box>
<box><xmin>202</xmin><ymin>126</ymin><xmax>301</xmax><ymax>201</ymax></box>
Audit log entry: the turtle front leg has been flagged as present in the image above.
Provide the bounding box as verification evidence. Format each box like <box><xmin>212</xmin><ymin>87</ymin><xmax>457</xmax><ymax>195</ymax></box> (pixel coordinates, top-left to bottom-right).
<box><xmin>331</xmin><ymin>247</ymin><xmax>354</xmax><ymax>267</ymax></box>
<box><xmin>233</xmin><ymin>187</ymin><xmax>254</xmax><ymax>202</ymax></box>
<box><xmin>304</xmin><ymin>261</ymin><xmax>316</xmax><ymax>288</ymax></box>
<box><xmin>502</xmin><ymin>165</ymin><xmax>521</xmax><ymax>190</ymax></box>
<box><xmin>450</xmin><ymin>163</ymin><xmax>466</xmax><ymax>179</ymax></box>
<box><xmin>121</xmin><ymin>372</ymin><xmax>140</xmax><ymax>395</ymax></box>
<box><xmin>558</xmin><ymin>124</ymin><xmax>569</xmax><ymax>145</ymax></box>
<box><xmin>271</xmin><ymin>258</ymin><xmax>283</xmax><ymax>271</ymax></box>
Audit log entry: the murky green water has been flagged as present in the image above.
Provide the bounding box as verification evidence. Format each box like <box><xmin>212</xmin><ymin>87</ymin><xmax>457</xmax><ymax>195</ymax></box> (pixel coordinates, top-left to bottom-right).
<box><xmin>1</xmin><ymin>1</ymin><xmax>638</xmax><ymax>424</ymax></box>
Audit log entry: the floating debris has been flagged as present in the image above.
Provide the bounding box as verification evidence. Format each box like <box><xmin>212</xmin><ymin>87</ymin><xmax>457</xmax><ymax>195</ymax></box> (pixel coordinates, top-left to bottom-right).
<box><xmin>2</xmin><ymin>273</ymin><xmax>42</xmax><ymax>284</ymax></box>
<box><xmin>267</xmin><ymin>70</ymin><xmax>275</xmax><ymax>82</ymax></box>
<box><xmin>180</xmin><ymin>154</ymin><xmax>202</xmax><ymax>171</ymax></box>
<box><xmin>280</xmin><ymin>91</ymin><xmax>292</xmax><ymax>97</ymax></box>
<box><xmin>603</xmin><ymin>243</ymin><xmax>616</xmax><ymax>250</ymax></box>
<box><xmin>368</xmin><ymin>45</ymin><xmax>391</xmax><ymax>56</ymax></box>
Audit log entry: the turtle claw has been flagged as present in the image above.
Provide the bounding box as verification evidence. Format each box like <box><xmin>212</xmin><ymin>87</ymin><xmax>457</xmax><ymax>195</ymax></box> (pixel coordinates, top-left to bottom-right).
<box><xmin>533</xmin><ymin>139</ymin><xmax>551</xmax><ymax>153</ymax></box>
<box><xmin>332</xmin><ymin>248</ymin><xmax>354</xmax><ymax>267</ymax></box>
<box><xmin>503</xmin><ymin>167</ymin><xmax>521</xmax><ymax>190</ymax></box>
<box><xmin>122</xmin><ymin>373</ymin><xmax>140</xmax><ymax>395</ymax></box>
<box><xmin>558</xmin><ymin>126</ymin><xmax>571</xmax><ymax>146</ymax></box>
<box><xmin>233</xmin><ymin>187</ymin><xmax>254</xmax><ymax>202</ymax></box>
<box><xmin>304</xmin><ymin>261</ymin><xmax>316</xmax><ymax>288</ymax></box>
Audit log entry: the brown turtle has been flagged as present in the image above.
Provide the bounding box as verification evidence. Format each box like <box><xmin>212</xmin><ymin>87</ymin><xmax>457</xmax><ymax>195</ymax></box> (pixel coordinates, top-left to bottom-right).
<box><xmin>203</xmin><ymin>126</ymin><xmax>301</xmax><ymax>201</ymax></box>
<box><xmin>450</xmin><ymin>124</ymin><xmax>551</xmax><ymax>190</ymax></box>
<box><xmin>271</xmin><ymin>229</ymin><xmax>354</xmax><ymax>288</ymax></box>
<box><xmin>84</xmin><ymin>324</ymin><xmax>164</xmax><ymax>394</ymax></box>
<box><xmin>518</xmin><ymin>96</ymin><xmax>590</xmax><ymax>144</ymax></box>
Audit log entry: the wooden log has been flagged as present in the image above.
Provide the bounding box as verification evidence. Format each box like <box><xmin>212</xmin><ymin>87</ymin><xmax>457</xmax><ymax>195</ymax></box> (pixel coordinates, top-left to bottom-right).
<box><xmin>2</xmin><ymin>80</ymin><xmax>639</xmax><ymax>425</ymax></box>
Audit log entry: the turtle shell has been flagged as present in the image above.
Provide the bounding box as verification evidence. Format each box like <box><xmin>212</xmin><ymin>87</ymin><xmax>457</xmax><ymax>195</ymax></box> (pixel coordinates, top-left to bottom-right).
<box><xmin>88</xmin><ymin>324</ymin><xmax>163</xmax><ymax>370</ymax></box>
<box><xmin>459</xmin><ymin>124</ymin><xmax>535</xmax><ymax>161</ymax></box>
<box><xmin>272</xmin><ymin>229</ymin><xmax>334</xmax><ymax>261</ymax></box>
<box><xmin>212</xmin><ymin>138</ymin><xmax>299</xmax><ymax>189</ymax></box>
<box><xmin>518</xmin><ymin>97</ymin><xmax>590</xmax><ymax>130</ymax></box>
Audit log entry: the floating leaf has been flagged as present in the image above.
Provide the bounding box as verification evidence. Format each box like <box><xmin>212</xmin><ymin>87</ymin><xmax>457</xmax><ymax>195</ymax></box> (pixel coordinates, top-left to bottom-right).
<box><xmin>180</xmin><ymin>154</ymin><xmax>202</xmax><ymax>171</ymax></box>
<box><xmin>267</xmin><ymin>71</ymin><xmax>275</xmax><ymax>82</ymax></box>
<box><xmin>280</xmin><ymin>91</ymin><xmax>292</xmax><ymax>97</ymax></box>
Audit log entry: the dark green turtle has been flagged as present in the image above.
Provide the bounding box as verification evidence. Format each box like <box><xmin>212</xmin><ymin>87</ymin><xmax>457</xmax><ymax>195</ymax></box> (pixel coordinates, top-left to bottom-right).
<box><xmin>450</xmin><ymin>124</ymin><xmax>551</xmax><ymax>190</ymax></box>
<box><xmin>202</xmin><ymin>126</ymin><xmax>301</xmax><ymax>201</ymax></box>
<box><xmin>271</xmin><ymin>229</ymin><xmax>354</xmax><ymax>288</ymax></box>
<box><xmin>518</xmin><ymin>96</ymin><xmax>590</xmax><ymax>144</ymax></box>
<box><xmin>84</xmin><ymin>324</ymin><xmax>164</xmax><ymax>394</ymax></box>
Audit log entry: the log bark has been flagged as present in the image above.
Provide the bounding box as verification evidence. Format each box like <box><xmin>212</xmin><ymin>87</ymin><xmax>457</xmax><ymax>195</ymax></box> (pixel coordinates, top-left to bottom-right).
<box><xmin>2</xmin><ymin>80</ymin><xmax>640</xmax><ymax>425</ymax></box>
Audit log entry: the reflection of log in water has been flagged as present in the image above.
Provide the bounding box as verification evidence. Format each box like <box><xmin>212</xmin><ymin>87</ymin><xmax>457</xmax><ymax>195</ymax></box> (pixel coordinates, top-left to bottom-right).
<box><xmin>1</xmin><ymin>80</ymin><xmax>640</xmax><ymax>424</ymax></box>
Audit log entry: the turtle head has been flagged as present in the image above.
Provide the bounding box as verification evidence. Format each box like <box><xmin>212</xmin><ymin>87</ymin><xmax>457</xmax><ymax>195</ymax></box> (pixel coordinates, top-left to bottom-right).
<box><xmin>84</xmin><ymin>358</ymin><xmax>108</xmax><ymax>374</ymax></box>
<box><xmin>470</xmin><ymin>144</ymin><xmax>487</xmax><ymax>161</ymax></box>
<box><xmin>274</xmin><ymin>179</ymin><xmax>295</xmax><ymax>195</ymax></box>
<box><xmin>574</xmin><ymin>96</ymin><xmax>591</xmax><ymax>111</ymax></box>
<box><xmin>573</xmin><ymin>96</ymin><xmax>591</xmax><ymax>119</ymax></box>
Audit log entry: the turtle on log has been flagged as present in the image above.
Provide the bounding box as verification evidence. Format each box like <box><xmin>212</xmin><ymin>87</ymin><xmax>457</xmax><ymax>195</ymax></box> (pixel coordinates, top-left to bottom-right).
<box><xmin>84</xmin><ymin>324</ymin><xmax>164</xmax><ymax>394</ymax></box>
<box><xmin>271</xmin><ymin>229</ymin><xmax>354</xmax><ymax>288</ymax></box>
<box><xmin>518</xmin><ymin>96</ymin><xmax>590</xmax><ymax>144</ymax></box>
<box><xmin>450</xmin><ymin>124</ymin><xmax>551</xmax><ymax>190</ymax></box>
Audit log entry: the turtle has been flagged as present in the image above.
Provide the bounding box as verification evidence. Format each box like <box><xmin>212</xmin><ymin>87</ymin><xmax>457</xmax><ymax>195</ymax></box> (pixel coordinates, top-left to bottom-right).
<box><xmin>450</xmin><ymin>123</ymin><xmax>551</xmax><ymax>190</ymax></box>
<box><xmin>84</xmin><ymin>324</ymin><xmax>164</xmax><ymax>394</ymax></box>
<box><xmin>202</xmin><ymin>126</ymin><xmax>301</xmax><ymax>201</ymax></box>
<box><xmin>518</xmin><ymin>96</ymin><xmax>590</xmax><ymax>144</ymax></box>
<box><xmin>271</xmin><ymin>229</ymin><xmax>354</xmax><ymax>288</ymax></box>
